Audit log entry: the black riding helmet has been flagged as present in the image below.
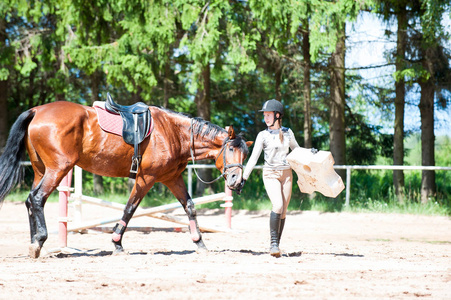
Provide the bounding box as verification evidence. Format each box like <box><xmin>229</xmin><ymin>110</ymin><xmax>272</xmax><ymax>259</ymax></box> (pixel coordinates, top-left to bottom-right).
<box><xmin>259</xmin><ymin>99</ymin><xmax>283</xmax><ymax>127</ymax></box>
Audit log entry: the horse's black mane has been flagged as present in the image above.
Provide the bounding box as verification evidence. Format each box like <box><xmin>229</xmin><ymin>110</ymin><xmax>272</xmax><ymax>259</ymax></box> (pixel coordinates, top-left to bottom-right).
<box><xmin>228</xmin><ymin>134</ymin><xmax>249</xmax><ymax>155</ymax></box>
<box><xmin>156</xmin><ymin>106</ymin><xmax>224</xmax><ymax>138</ymax></box>
<box><xmin>156</xmin><ymin>106</ymin><xmax>249</xmax><ymax>154</ymax></box>
<box><xmin>191</xmin><ymin>117</ymin><xmax>225</xmax><ymax>139</ymax></box>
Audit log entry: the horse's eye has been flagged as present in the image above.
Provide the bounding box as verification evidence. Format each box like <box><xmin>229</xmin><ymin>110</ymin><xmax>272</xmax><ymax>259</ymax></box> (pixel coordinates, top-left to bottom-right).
<box><xmin>228</xmin><ymin>147</ymin><xmax>234</xmax><ymax>152</ymax></box>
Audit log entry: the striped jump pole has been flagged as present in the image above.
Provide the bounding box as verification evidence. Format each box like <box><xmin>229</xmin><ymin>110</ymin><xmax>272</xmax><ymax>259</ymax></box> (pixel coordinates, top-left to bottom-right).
<box><xmin>223</xmin><ymin>182</ymin><xmax>233</xmax><ymax>229</ymax></box>
<box><xmin>57</xmin><ymin>169</ymin><xmax>73</xmax><ymax>248</ymax></box>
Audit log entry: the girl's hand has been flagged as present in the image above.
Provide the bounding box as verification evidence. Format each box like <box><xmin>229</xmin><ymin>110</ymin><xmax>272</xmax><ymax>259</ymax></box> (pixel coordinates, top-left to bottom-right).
<box><xmin>236</xmin><ymin>179</ymin><xmax>246</xmax><ymax>195</ymax></box>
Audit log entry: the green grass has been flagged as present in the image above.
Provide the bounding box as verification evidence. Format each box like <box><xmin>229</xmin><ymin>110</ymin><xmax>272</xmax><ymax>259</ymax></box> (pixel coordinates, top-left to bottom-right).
<box><xmin>341</xmin><ymin>197</ymin><xmax>448</xmax><ymax>215</ymax></box>
<box><xmin>4</xmin><ymin>191</ymin><xmax>60</xmax><ymax>203</ymax></box>
<box><xmin>5</xmin><ymin>188</ymin><xmax>450</xmax><ymax>217</ymax></box>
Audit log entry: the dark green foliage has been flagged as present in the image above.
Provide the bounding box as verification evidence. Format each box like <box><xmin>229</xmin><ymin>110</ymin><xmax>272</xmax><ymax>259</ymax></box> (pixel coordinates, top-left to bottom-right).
<box><xmin>346</xmin><ymin>114</ymin><xmax>394</xmax><ymax>165</ymax></box>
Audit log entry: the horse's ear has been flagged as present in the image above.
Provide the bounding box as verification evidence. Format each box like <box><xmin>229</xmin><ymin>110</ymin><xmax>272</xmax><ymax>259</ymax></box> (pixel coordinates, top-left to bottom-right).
<box><xmin>246</xmin><ymin>141</ymin><xmax>254</xmax><ymax>147</ymax></box>
<box><xmin>226</xmin><ymin>125</ymin><xmax>236</xmax><ymax>139</ymax></box>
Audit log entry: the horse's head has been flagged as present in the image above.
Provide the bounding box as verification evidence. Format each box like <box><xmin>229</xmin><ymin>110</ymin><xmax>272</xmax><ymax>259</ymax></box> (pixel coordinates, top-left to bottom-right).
<box><xmin>215</xmin><ymin>126</ymin><xmax>253</xmax><ymax>191</ymax></box>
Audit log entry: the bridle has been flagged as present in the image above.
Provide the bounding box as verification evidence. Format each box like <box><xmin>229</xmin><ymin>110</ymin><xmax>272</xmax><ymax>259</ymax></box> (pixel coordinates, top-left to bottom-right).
<box><xmin>189</xmin><ymin>119</ymin><xmax>244</xmax><ymax>185</ymax></box>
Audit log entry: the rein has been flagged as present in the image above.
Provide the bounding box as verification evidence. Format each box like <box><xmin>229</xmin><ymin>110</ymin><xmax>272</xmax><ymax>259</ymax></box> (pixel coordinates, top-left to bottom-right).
<box><xmin>189</xmin><ymin>119</ymin><xmax>243</xmax><ymax>185</ymax></box>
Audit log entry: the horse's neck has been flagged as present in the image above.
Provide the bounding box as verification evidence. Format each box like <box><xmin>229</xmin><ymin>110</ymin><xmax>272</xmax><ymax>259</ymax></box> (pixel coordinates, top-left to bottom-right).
<box><xmin>158</xmin><ymin>109</ymin><xmax>225</xmax><ymax>161</ymax></box>
<box><xmin>191</xmin><ymin>136</ymin><xmax>224</xmax><ymax>161</ymax></box>
<box><xmin>181</xmin><ymin>118</ymin><xmax>225</xmax><ymax>161</ymax></box>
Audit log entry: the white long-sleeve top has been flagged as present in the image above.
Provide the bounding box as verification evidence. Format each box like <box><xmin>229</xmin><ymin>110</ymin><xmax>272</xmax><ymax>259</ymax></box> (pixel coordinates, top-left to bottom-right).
<box><xmin>243</xmin><ymin>127</ymin><xmax>300</xmax><ymax>180</ymax></box>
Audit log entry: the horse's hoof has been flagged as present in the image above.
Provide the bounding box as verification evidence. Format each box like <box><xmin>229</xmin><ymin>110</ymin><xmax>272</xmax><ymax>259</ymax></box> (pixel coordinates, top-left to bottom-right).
<box><xmin>29</xmin><ymin>243</ymin><xmax>41</xmax><ymax>259</ymax></box>
<box><xmin>112</xmin><ymin>248</ymin><xmax>128</xmax><ymax>256</ymax></box>
<box><xmin>196</xmin><ymin>246</ymin><xmax>209</xmax><ymax>254</ymax></box>
<box><xmin>195</xmin><ymin>239</ymin><xmax>208</xmax><ymax>254</ymax></box>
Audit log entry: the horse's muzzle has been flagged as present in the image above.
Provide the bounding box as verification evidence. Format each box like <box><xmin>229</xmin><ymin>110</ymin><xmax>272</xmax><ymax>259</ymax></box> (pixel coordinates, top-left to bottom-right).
<box><xmin>225</xmin><ymin>169</ymin><xmax>243</xmax><ymax>190</ymax></box>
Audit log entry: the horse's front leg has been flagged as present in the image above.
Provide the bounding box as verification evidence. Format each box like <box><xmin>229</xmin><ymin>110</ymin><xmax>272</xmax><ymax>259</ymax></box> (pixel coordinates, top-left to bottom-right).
<box><xmin>164</xmin><ymin>175</ymin><xmax>208</xmax><ymax>253</ymax></box>
<box><xmin>112</xmin><ymin>176</ymin><xmax>154</xmax><ymax>254</ymax></box>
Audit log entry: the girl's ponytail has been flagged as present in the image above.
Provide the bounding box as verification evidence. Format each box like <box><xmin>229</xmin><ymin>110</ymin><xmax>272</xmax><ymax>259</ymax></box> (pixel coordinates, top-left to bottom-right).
<box><xmin>278</xmin><ymin>119</ymin><xmax>284</xmax><ymax>143</ymax></box>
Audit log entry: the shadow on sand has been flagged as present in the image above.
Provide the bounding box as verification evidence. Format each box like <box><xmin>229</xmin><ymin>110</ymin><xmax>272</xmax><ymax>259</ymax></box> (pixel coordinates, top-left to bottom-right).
<box><xmin>40</xmin><ymin>247</ymin><xmax>363</xmax><ymax>259</ymax></box>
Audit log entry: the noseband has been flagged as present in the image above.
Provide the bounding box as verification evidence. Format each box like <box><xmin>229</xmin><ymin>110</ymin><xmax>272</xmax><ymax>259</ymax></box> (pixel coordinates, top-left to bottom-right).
<box><xmin>216</xmin><ymin>139</ymin><xmax>244</xmax><ymax>173</ymax></box>
<box><xmin>189</xmin><ymin>120</ymin><xmax>244</xmax><ymax>185</ymax></box>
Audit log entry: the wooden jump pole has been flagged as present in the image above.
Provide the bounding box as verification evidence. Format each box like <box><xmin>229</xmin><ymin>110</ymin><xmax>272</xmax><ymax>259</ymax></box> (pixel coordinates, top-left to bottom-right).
<box><xmin>68</xmin><ymin>192</ymin><xmax>228</xmax><ymax>232</ymax></box>
<box><xmin>66</xmin><ymin>166</ymin><xmax>233</xmax><ymax>233</ymax></box>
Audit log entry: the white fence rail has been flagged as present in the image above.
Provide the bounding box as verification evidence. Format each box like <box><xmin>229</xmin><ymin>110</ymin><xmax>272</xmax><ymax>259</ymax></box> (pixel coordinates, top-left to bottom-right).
<box><xmin>20</xmin><ymin>162</ymin><xmax>451</xmax><ymax>206</ymax></box>
<box><xmin>187</xmin><ymin>165</ymin><xmax>451</xmax><ymax>206</ymax></box>
<box><xmin>334</xmin><ymin>165</ymin><xmax>451</xmax><ymax>206</ymax></box>
<box><xmin>185</xmin><ymin>164</ymin><xmax>265</xmax><ymax>196</ymax></box>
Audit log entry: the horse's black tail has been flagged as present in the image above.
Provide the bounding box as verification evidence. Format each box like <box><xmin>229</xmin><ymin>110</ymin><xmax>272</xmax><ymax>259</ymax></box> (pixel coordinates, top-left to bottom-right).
<box><xmin>0</xmin><ymin>109</ymin><xmax>35</xmax><ymax>204</ymax></box>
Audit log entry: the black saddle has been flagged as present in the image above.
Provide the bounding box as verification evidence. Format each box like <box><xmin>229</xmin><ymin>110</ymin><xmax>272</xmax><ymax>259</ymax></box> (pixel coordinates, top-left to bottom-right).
<box><xmin>105</xmin><ymin>95</ymin><xmax>149</xmax><ymax>114</ymax></box>
<box><xmin>105</xmin><ymin>93</ymin><xmax>152</xmax><ymax>178</ymax></box>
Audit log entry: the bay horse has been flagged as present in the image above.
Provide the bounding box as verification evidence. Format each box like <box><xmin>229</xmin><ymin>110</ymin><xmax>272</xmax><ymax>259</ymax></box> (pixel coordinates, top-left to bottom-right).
<box><xmin>0</xmin><ymin>101</ymin><xmax>252</xmax><ymax>258</ymax></box>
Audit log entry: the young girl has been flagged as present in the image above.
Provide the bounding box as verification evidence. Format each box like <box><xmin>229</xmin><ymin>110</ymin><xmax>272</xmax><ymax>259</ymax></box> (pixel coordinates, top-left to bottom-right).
<box><xmin>240</xmin><ymin>99</ymin><xmax>300</xmax><ymax>257</ymax></box>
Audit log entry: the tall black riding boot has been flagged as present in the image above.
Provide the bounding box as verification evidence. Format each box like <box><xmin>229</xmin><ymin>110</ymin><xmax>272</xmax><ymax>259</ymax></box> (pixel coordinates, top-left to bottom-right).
<box><xmin>269</xmin><ymin>211</ymin><xmax>281</xmax><ymax>257</ymax></box>
<box><xmin>278</xmin><ymin>218</ymin><xmax>285</xmax><ymax>245</ymax></box>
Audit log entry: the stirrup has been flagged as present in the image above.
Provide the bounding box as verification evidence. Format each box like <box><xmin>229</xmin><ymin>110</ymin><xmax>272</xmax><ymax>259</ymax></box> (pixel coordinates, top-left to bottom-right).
<box><xmin>129</xmin><ymin>156</ymin><xmax>141</xmax><ymax>177</ymax></box>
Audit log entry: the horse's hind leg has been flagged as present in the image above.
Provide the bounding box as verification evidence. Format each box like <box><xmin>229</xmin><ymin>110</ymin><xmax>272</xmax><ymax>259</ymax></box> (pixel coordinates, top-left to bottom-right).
<box><xmin>165</xmin><ymin>175</ymin><xmax>208</xmax><ymax>253</ymax></box>
<box><xmin>26</xmin><ymin>184</ymin><xmax>48</xmax><ymax>258</ymax></box>
<box><xmin>26</xmin><ymin>170</ymin><xmax>70</xmax><ymax>258</ymax></box>
<box><xmin>25</xmin><ymin>164</ymin><xmax>45</xmax><ymax>257</ymax></box>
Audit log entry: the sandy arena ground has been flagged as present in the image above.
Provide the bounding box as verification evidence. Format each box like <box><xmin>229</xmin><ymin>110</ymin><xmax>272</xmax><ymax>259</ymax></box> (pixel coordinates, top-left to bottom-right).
<box><xmin>0</xmin><ymin>200</ymin><xmax>450</xmax><ymax>299</ymax></box>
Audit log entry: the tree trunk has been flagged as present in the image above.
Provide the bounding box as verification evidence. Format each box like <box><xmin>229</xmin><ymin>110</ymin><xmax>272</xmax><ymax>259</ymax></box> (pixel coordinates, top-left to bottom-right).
<box><xmin>302</xmin><ymin>20</ymin><xmax>312</xmax><ymax>148</ymax></box>
<box><xmin>0</xmin><ymin>79</ymin><xmax>7</xmax><ymax>153</ymax></box>
<box><xmin>419</xmin><ymin>77</ymin><xmax>436</xmax><ymax>203</ymax></box>
<box><xmin>0</xmin><ymin>18</ymin><xmax>8</xmax><ymax>153</ymax></box>
<box><xmin>329</xmin><ymin>24</ymin><xmax>346</xmax><ymax>180</ymax></box>
<box><xmin>55</xmin><ymin>45</ymin><xmax>65</xmax><ymax>101</ymax></box>
<box><xmin>393</xmin><ymin>5</ymin><xmax>407</xmax><ymax>202</ymax></box>
<box><xmin>90</xmin><ymin>71</ymin><xmax>101</xmax><ymax>104</ymax></box>
<box><xmin>132</xmin><ymin>86</ymin><xmax>143</xmax><ymax>104</ymax></box>
<box><xmin>275</xmin><ymin>62</ymin><xmax>282</xmax><ymax>102</ymax></box>
<box><xmin>194</xmin><ymin>64</ymin><xmax>214</xmax><ymax>197</ymax></box>
<box><xmin>163</xmin><ymin>58</ymin><xmax>171</xmax><ymax>109</ymax></box>
<box><xmin>90</xmin><ymin>71</ymin><xmax>104</xmax><ymax>195</ymax></box>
